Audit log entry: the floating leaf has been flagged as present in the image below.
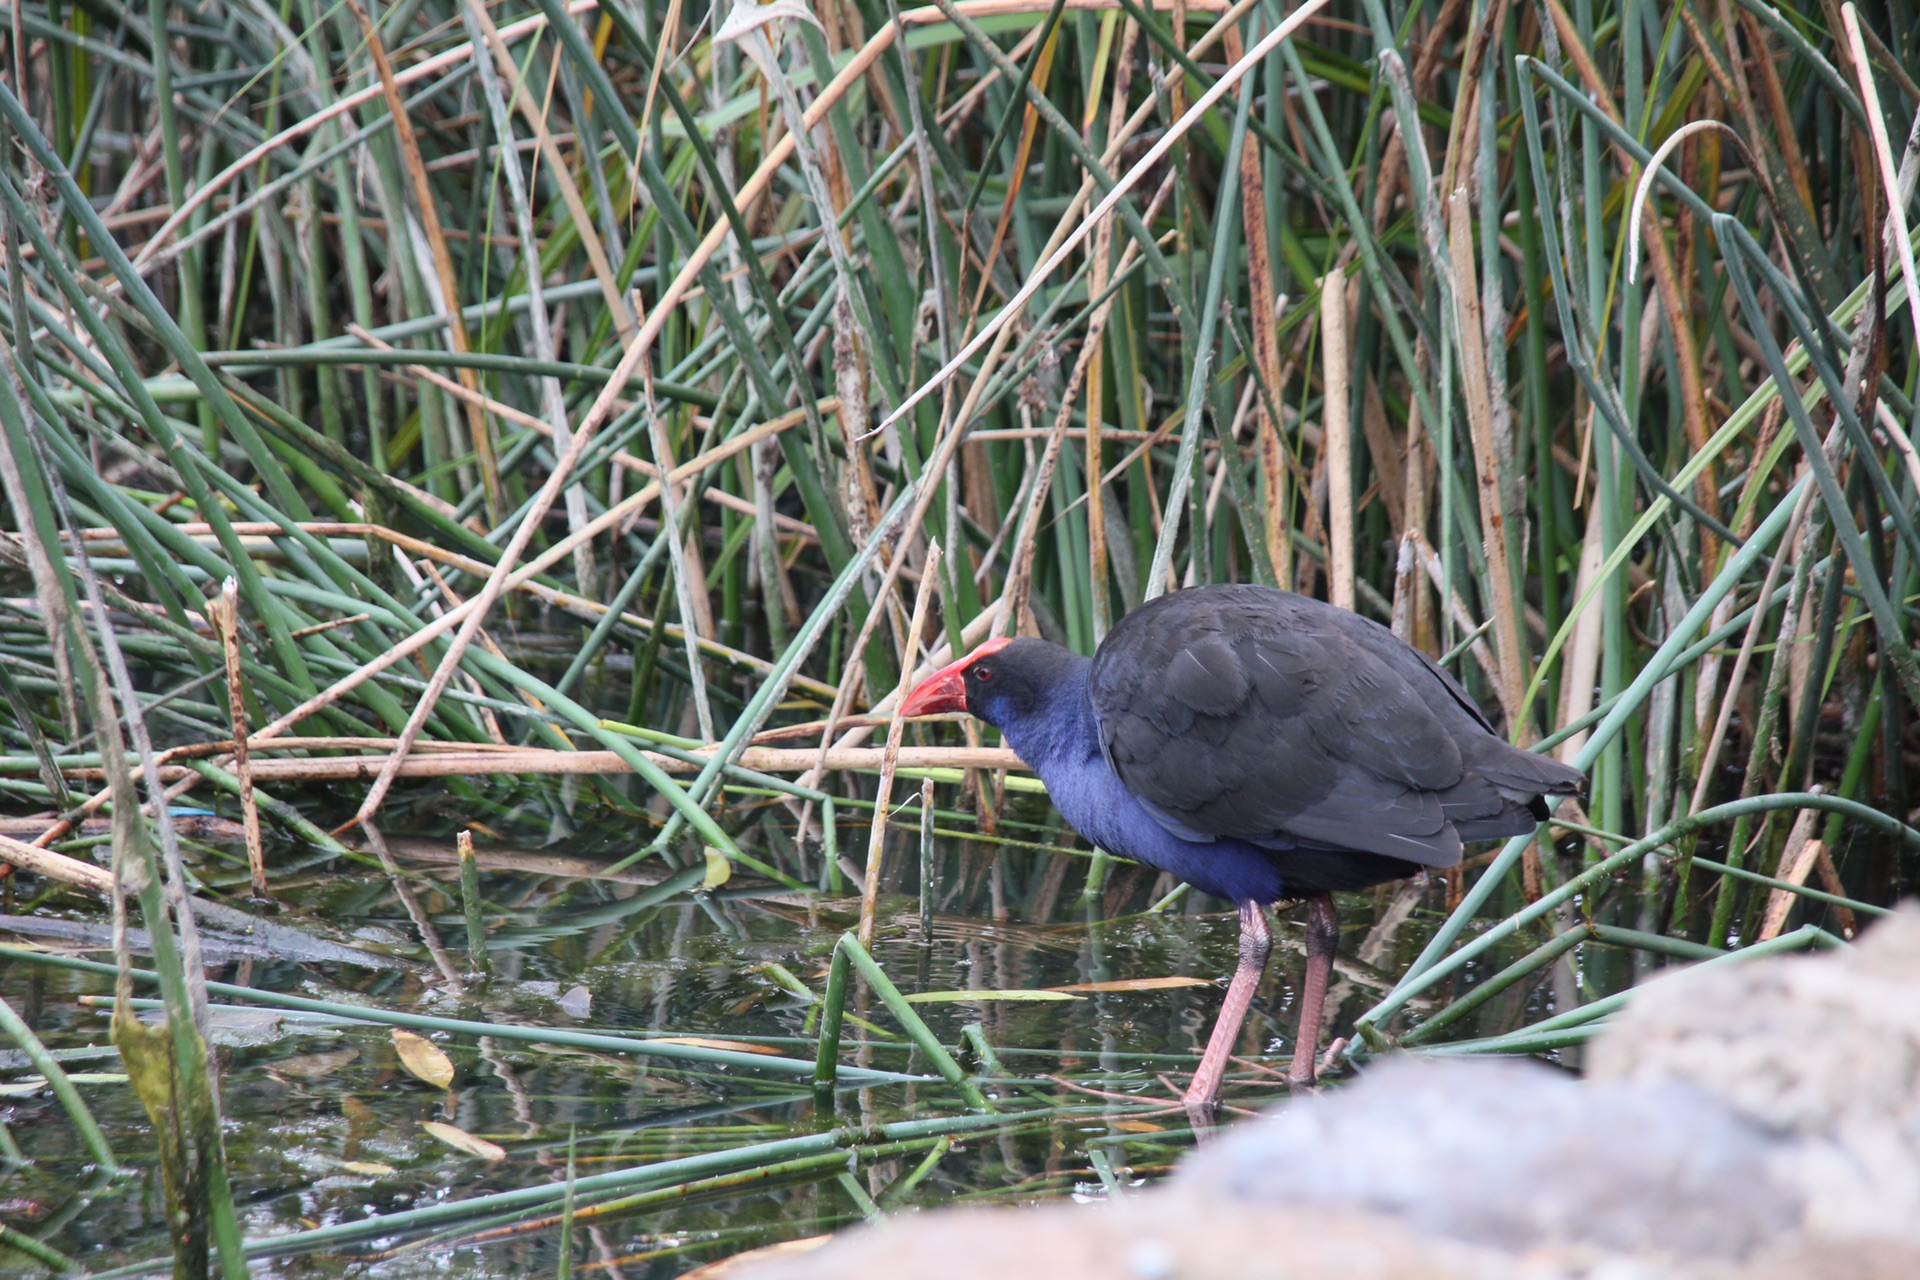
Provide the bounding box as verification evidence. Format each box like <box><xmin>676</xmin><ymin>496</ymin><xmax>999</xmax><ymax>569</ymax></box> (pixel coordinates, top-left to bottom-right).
<box><xmin>1048</xmin><ymin>976</ymin><xmax>1211</xmax><ymax>993</ymax></box>
<box><xmin>650</xmin><ymin>1036</ymin><xmax>784</xmax><ymax>1056</ymax></box>
<box><xmin>421</xmin><ymin>1121</ymin><xmax>506</xmax><ymax>1162</ymax></box>
<box><xmin>902</xmin><ymin>989</ymin><xmax>1081</xmax><ymax>1003</ymax></box>
<box><xmin>391</xmin><ymin>1029</ymin><xmax>455</xmax><ymax>1089</ymax></box>
<box><xmin>701</xmin><ymin>847</ymin><xmax>732</xmax><ymax>890</ymax></box>
<box><xmin>1109</xmin><ymin>1119</ymin><xmax>1167</xmax><ymax>1134</ymax></box>
<box><xmin>336</xmin><ymin>1160</ymin><xmax>396</xmax><ymax>1177</ymax></box>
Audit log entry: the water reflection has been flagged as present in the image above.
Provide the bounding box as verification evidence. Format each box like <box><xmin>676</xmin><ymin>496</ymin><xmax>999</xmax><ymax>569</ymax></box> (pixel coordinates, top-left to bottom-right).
<box><xmin>0</xmin><ymin>792</ymin><xmax>1542</xmax><ymax>1276</ymax></box>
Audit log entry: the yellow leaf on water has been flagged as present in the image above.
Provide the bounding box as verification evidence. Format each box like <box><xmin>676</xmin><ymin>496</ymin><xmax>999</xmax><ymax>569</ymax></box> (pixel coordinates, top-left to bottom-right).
<box><xmin>337</xmin><ymin>1160</ymin><xmax>396</xmax><ymax>1177</ymax></box>
<box><xmin>902</xmin><ymin>989</ymin><xmax>1081</xmax><ymax>1003</ymax></box>
<box><xmin>1109</xmin><ymin>1119</ymin><xmax>1167</xmax><ymax>1133</ymax></box>
<box><xmin>1048</xmin><ymin>976</ymin><xmax>1211</xmax><ymax>993</ymax></box>
<box><xmin>420</xmin><ymin>1120</ymin><xmax>506</xmax><ymax>1162</ymax></box>
<box><xmin>391</xmin><ymin>1029</ymin><xmax>455</xmax><ymax>1089</ymax></box>
<box><xmin>651</xmin><ymin>1036</ymin><xmax>784</xmax><ymax>1056</ymax></box>
<box><xmin>702</xmin><ymin>847</ymin><xmax>732</xmax><ymax>890</ymax></box>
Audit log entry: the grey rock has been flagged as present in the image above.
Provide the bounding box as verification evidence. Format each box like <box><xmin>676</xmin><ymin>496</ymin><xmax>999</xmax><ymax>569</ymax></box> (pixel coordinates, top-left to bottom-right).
<box><xmin>1590</xmin><ymin>903</ymin><xmax>1920</xmax><ymax>1242</ymax></box>
<box><xmin>1178</xmin><ymin>1056</ymin><xmax>1804</xmax><ymax>1259</ymax></box>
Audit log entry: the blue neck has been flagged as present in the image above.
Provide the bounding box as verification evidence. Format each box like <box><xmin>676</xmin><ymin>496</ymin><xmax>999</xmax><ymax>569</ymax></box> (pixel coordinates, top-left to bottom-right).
<box><xmin>988</xmin><ymin>657</ymin><xmax>1102</xmax><ymax>776</ymax></box>
<box><xmin>986</xmin><ymin>658</ymin><xmax>1156</xmax><ymax>855</ymax></box>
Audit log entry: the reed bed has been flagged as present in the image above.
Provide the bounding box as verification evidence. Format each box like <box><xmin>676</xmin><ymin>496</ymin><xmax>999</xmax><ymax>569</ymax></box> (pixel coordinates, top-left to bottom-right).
<box><xmin>1</xmin><ymin>0</ymin><xmax>1919</xmax><ymax>1269</ymax></box>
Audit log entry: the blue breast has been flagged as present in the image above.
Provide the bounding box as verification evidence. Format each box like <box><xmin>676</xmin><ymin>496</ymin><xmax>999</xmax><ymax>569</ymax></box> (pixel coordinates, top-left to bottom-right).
<box><xmin>993</xmin><ymin>667</ymin><xmax>1295</xmax><ymax>904</ymax></box>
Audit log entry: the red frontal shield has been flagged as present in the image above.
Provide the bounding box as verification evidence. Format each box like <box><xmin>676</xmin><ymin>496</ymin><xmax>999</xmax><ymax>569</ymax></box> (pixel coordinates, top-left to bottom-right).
<box><xmin>899</xmin><ymin>637</ymin><xmax>1012</xmax><ymax>717</ymax></box>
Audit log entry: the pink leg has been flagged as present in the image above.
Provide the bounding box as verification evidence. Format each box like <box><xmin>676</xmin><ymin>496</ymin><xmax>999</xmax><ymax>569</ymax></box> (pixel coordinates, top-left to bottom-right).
<box><xmin>1184</xmin><ymin>900</ymin><xmax>1272</xmax><ymax>1113</ymax></box>
<box><xmin>1288</xmin><ymin>893</ymin><xmax>1338</xmax><ymax>1088</ymax></box>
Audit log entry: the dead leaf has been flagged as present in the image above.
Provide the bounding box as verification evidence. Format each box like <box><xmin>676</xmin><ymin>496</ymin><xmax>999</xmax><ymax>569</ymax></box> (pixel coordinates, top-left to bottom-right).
<box><xmin>1109</xmin><ymin>1119</ymin><xmax>1166</xmax><ymax>1133</ymax></box>
<box><xmin>391</xmin><ymin>1029</ymin><xmax>455</xmax><ymax>1089</ymax></box>
<box><xmin>1048</xmin><ymin>976</ymin><xmax>1211</xmax><ymax>993</ymax></box>
<box><xmin>336</xmin><ymin>1160</ymin><xmax>396</xmax><ymax>1177</ymax></box>
<box><xmin>421</xmin><ymin>1120</ymin><xmax>506</xmax><ymax>1162</ymax></box>
<box><xmin>702</xmin><ymin>847</ymin><xmax>732</xmax><ymax>890</ymax></box>
<box><xmin>650</xmin><ymin>1036</ymin><xmax>784</xmax><ymax>1056</ymax></box>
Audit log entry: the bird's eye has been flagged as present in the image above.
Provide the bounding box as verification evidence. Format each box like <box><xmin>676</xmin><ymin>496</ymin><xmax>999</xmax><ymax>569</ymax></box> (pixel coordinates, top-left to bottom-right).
<box><xmin>974</xmin><ymin>666</ymin><xmax>993</xmax><ymax>682</ymax></box>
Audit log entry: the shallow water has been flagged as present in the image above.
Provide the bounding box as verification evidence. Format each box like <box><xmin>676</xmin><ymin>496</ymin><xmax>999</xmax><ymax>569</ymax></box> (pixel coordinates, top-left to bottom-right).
<box><xmin>0</xmin><ymin>784</ymin><xmax>1565</xmax><ymax>1276</ymax></box>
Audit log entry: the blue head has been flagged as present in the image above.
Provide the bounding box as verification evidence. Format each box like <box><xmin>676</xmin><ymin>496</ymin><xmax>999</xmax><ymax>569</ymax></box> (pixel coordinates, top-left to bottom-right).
<box><xmin>901</xmin><ymin>636</ymin><xmax>1095</xmax><ymax>767</ymax></box>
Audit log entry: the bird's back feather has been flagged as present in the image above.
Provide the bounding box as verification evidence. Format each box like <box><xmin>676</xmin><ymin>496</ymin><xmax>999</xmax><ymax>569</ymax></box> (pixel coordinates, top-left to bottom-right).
<box><xmin>1089</xmin><ymin>585</ymin><xmax>1585</xmax><ymax>868</ymax></box>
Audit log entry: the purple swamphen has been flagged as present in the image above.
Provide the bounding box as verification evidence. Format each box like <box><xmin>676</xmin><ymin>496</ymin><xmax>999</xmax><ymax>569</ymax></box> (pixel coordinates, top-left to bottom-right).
<box><xmin>901</xmin><ymin>583</ymin><xmax>1587</xmax><ymax>1111</ymax></box>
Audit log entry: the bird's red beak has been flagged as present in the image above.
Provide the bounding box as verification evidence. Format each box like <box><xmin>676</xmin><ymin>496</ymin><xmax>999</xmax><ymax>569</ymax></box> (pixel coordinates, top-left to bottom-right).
<box><xmin>899</xmin><ymin>637</ymin><xmax>1011</xmax><ymax>718</ymax></box>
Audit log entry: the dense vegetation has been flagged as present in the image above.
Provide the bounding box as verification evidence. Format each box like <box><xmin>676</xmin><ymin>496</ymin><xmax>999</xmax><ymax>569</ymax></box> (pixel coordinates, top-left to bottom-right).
<box><xmin>0</xmin><ymin>0</ymin><xmax>1916</xmax><ymax>1270</ymax></box>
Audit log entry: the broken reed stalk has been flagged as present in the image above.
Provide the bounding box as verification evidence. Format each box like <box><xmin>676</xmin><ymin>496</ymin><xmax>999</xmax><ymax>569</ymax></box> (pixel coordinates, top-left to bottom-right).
<box><xmin>920</xmin><ymin>775</ymin><xmax>937</xmax><ymax>941</ymax></box>
<box><xmin>0</xmin><ymin>830</ymin><xmax>116</xmax><ymax>892</ymax></box>
<box><xmin>1320</xmin><ymin>272</ymin><xmax>1355</xmax><ymax>613</ymax></box>
<box><xmin>1446</xmin><ymin>189</ymin><xmax>1526</xmax><ymax>724</ymax></box>
<box><xmin>813</xmin><ymin>941</ymin><xmax>852</xmax><ymax>1093</ymax></box>
<box><xmin>458</xmin><ymin>829</ymin><xmax>492</xmax><ymax>979</ymax></box>
<box><xmin>210</xmin><ymin>578</ymin><xmax>267</xmax><ymax>899</ymax></box>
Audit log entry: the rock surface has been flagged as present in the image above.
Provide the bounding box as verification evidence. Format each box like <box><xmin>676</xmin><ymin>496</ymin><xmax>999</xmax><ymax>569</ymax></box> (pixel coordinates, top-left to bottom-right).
<box><xmin>1176</xmin><ymin>1058</ymin><xmax>1803</xmax><ymax>1261</ymax></box>
<box><xmin>734</xmin><ymin>906</ymin><xmax>1920</xmax><ymax>1280</ymax></box>
<box><xmin>1589</xmin><ymin>907</ymin><xmax>1920</xmax><ymax>1244</ymax></box>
